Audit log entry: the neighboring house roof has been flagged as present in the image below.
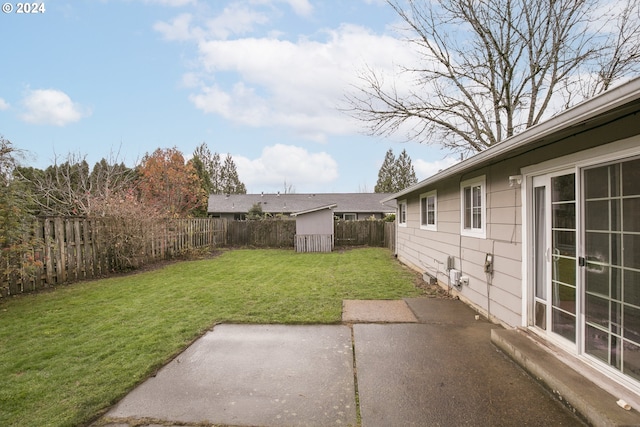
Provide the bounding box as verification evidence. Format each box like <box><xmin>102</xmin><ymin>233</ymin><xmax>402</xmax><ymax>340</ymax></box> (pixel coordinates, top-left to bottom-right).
<box><xmin>291</xmin><ymin>204</ymin><xmax>338</xmax><ymax>217</ymax></box>
<box><xmin>208</xmin><ymin>193</ymin><xmax>397</xmax><ymax>215</ymax></box>
<box><xmin>383</xmin><ymin>77</ymin><xmax>640</xmax><ymax>202</ymax></box>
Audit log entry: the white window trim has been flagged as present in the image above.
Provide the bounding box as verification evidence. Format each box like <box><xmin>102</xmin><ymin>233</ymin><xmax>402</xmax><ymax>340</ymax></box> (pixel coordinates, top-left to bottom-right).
<box><xmin>342</xmin><ymin>213</ymin><xmax>357</xmax><ymax>221</ymax></box>
<box><xmin>398</xmin><ymin>199</ymin><xmax>407</xmax><ymax>227</ymax></box>
<box><xmin>420</xmin><ymin>190</ymin><xmax>437</xmax><ymax>231</ymax></box>
<box><xmin>460</xmin><ymin>175</ymin><xmax>486</xmax><ymax>238</ymax></box>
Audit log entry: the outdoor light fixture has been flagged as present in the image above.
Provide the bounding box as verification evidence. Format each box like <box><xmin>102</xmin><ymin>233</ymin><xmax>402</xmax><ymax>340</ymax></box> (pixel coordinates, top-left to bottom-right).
<box><xmin>509</xmin><ymin>175</ymin><xmax>522</xmax><ymax>187</ymax></box>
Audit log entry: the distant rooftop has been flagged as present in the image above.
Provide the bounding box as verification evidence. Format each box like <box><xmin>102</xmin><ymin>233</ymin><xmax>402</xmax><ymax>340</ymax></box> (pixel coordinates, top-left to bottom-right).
<box><xmin>207</xmin><ymin>193</ymin><xmax>396</xmax><ymax>214</ymax></box>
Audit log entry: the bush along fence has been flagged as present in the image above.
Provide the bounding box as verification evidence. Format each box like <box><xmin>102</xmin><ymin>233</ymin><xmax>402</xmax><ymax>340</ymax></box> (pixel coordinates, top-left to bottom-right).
<box><xmin>1</xmin><ymin>217</ymin><xmax>395</xmax><ymax>297</ymax></box>
<box><xmin>1</xmin><ymin>217</ymin><xmax>227</xmax><ymax>298</ymax></box>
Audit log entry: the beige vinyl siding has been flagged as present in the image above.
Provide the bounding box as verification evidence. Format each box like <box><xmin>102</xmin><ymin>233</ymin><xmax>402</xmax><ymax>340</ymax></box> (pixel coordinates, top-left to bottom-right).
<box><xmin>389</xmin><ymin>82</ymin><xmax>640</xmax><ymax>398</ymax></box>
<box><xmin>397</xmin><ymin>162</ymin><xmax>524</xmax><ymax>327</ymax></box>
<box><xmin>395</xmin><ymin>115</ymin><xmax>637</xmax><ymax>327</ymax></box>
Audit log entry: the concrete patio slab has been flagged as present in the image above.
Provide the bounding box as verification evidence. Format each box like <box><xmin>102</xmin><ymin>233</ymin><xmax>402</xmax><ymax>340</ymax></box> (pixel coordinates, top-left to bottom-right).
<box><xmin>405</xmin><ymin>296</ymin><xmax>480</xmax><ymax>325</ymax></box>
<box><xmin>493</xmin><ymin>328</ymin><xmax>640</xmax><ymax>427</ymax></box>
<box><xmin>97</xmin><ymin>298</ymin><xmax>615</xmax><ymax>427</ymax></box>
<box><xmin>342</xmin><ymin>299</ymin><xmax>418</xmax><ymax>323</ymax></box>
<box><xmin>104</xmin><ymin>324</ymin><xmax>356</xmax><ymax>427</ymax></box>
<box><xmin>354</xmin><ymin>298</ymin><xmax>586</xmax><ymax>427</ymax></box>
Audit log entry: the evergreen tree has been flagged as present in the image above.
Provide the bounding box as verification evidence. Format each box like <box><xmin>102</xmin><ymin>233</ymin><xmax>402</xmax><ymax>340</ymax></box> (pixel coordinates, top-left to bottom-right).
<box><xmin>210</xmin><ymin>152</ymin><xmax>222</xmax><ymax>193</ymax></box>
<box><xmin>394</xmin><ymin>149</ymin><xmax>418</xmax><ymax>191</ymax></box>
<box><xmin>220</xmin><ymin>154</ymin><xmax>247</xmax><ymax>195</ymax></box>
<box><xmin>192</xmin><ymin>143</ymin><xmax>213</xmax><ymax>196</ymax></box>
<box><xmin>188</xmin><ymin>155</ymin><xmax>211</xmax><ymax>217</ymax></box>
<box><xmin>374</xmin><ymin>148</ymin><xmax>418</xmax><ymax>193</ymax></box>
<box><xmin>192</xmin><ymin>144</ymin><xmax>245</xmax><ymax>195</ymax></box>
<box><xmin>374</xmin><ymin>149</ymin><xmax>396</xmax><ymax>193</ymax></box>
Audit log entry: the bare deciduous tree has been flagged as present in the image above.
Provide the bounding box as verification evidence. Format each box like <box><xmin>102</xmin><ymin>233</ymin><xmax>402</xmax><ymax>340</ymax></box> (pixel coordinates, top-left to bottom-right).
<box><xmin>345</xmin><ymin>0</ymin><xmax>640</xmax><ymax>155</ymax></box>
<box><xmin>18</xmin><ymin>150</ymin><xmax>137</xmax><ymax>217</ymax></box>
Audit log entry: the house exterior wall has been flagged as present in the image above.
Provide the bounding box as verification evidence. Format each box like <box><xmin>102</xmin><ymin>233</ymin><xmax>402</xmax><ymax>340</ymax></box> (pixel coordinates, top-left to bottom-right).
<box><xmin>396</xmin><ymin>110</ymin><xmax>640</xmax><ymax>329</ymax></box>
<box><xmin>213</xmin><ymin>213</ymin><xmax>243</xmax><ymax>221</ymax></box>
<box><xmin>397</xmin><ymin>167</ymin><xmax>524</xmax><ymax>327</ymax></box>
<box><xmin>214</xmin><ymin>212</ymin><xmax>387</xmax><ymax>221</ymax></box>
<box><xmin>334</xmin><ymin>212</ymin><xmax>385</xmax><ymax>220</ymax></box>
<box><xmin>213</xmin><ymin>211</ymin><xmax>386</xmax><ymax>220</ymax></box>
<box><xmin>295</xmin><ymin>209</ymin><xmax>334</xmax><ymax>235</ymax></box>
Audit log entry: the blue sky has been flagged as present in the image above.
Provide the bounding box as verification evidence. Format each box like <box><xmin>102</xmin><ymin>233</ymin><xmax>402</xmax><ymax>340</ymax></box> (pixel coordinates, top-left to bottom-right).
<box><xmin>0</xmin><ymin>0</ymin><xmax>459</xmax><ymax>193</ymax></box>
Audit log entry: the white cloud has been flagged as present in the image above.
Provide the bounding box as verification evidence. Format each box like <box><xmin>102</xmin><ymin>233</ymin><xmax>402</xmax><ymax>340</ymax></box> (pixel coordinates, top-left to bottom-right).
<box><xmin>281</xmin><ymin>0</ymin><xmax>313</xmax><ymax>16</ymax></box>
<box><xmin>154</xmin><ymin>5</ymin><xmax>269</xmax><ymax>41</ymax></box>
<box><xmin>143</xmin><ymin>0</ymin><xmax>196</xmax><ymax>6</ymax></box>
<box><xmin>153</xmin><ymin>13</ymin><xmax>201</xmax><ymax>41</ymax></box>
<box><xmin>248</xmin><ymin>0</ymin><xmax>313</xmax><ymax>17</ymax></box>
<box><xmin>414</xmin><ymin>156</ymin><xmax>460</xmax><ymax>180</ymax></box>
<box><xmin>20</xmin><ymin>89</ymin><xmax>91</xmax><ymax>126</ymax></box>
<box><xmin>190</xmin><ymin>82</ymin><xmax>270</xmax><ymax>124</ymax></box>
<box><xmin>153</xmin><ymin>1</ymin><xmax>419</xmax><ymax>142</ymax></box>
<box><xmin>0</xmin><ymin>98</ymin><xmax>9</xmax><ymax>110</ymax></box>
<box><xmin>185</xmin><ymin>24</ymin><xmax>415</xmax><ymax>140</ymax></box>
<box><xmin>234</xmin><ymin>144</ymin><xmax>339</xmax><ymax>191</ymax></box>
<box><xmin>205</xmin><ymin>4</ymin><xmax>269</xmax><ymax>39</ymax></box>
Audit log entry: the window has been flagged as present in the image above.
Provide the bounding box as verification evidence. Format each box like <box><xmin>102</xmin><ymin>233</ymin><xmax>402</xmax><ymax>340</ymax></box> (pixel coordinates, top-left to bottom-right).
<box><xmin>420</xmin><ymin>190</ymin><xmax>437</xmax><ymax>230</ymax></box>
<box><xmin>460</xmin><ymin>176</ymin><xmax>486</xmax><ymax>238</ymax></box>
<box><xmin>398</xmin><ymin>200</ymin><xmax>407</xmax><ymax>227</ymax></box>
<box><xmin>343</xmin><ymin>213</ymin><xmax>357</xmax><ymax>221</ymax></box>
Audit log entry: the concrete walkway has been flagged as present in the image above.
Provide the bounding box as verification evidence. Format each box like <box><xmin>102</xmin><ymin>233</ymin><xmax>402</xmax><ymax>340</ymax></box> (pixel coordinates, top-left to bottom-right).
<box><xmin>95</xmin><ymin>298</ymin><xmax>632</xmax><ymax>427</ymax></box>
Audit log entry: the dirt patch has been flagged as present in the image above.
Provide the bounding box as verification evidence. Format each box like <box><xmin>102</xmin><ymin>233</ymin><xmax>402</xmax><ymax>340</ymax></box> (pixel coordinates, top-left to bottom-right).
<box><xmin>105</xmin><ymin>248</ymin><xmax>226</xmax><ymax>277</ymax></box>
<box><xmin>413</xmin><ymin>274</ymin><xmax>453</xmax><ymax>298</ymax></box>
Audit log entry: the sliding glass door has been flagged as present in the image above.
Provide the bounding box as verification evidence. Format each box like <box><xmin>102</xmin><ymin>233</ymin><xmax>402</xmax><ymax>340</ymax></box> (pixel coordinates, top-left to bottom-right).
<box><xmin>583</xmin><ymin>158</ymin><xmax>640</xmax><ymax>381</ymax></box>
<box><xmin>530</xmin><ymin>157</ymin><xmax>640</xmax><ymax>383</ymax></box>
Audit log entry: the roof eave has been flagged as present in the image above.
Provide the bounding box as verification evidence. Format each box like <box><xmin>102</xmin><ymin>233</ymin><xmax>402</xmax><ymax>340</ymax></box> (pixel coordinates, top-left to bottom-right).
<box><xmin>382</xmin><ymin>77</ymin><xmax>640</xmax><ymax>202</ymax></box>
<box><xmin>291</xmin><ymin>203</ymin><xmax>338</xmax><ymax>217</ymax></box>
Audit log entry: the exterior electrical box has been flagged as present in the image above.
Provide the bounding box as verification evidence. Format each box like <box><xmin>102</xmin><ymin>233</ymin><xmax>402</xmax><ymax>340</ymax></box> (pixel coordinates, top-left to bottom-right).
<box><xmin>449</xmin><ymin>269</ymin><xmax>461</xmax><ymax>286</ymax></box>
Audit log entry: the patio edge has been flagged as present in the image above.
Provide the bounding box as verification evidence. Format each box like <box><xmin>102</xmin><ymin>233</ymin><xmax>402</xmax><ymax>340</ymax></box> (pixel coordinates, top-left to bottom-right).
<box><xmin>492</xmin><ymin>328</ymin><xmax>640</xmax><ymax>427</ymax></box>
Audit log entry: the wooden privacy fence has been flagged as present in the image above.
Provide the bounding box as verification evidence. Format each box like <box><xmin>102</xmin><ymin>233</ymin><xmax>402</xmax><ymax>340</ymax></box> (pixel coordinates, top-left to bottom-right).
<box><xmin>225</xmin><ymin>220</ymin><xmax>394</xmax><ymax>249</ymax></box>
<box><xmin>1</xmin><ymin>217</ymin><xmax>395</xmax><ymax>297</ymax></box>
<box><xmin>384</xmin><ymin>222</ymin><xmax>396</xmax><ymax>253</ymax></box>
<box><xmin>226</xmin><ymin>220</ymin><xmax>296</xmax><ymax>247</ymax></box>
<box><xmin>1</xmin><ymin>217</ymin><xmax>227</xmax><ymax>298</ymax></box>
<box><xmin>335</xmin><ymin>220</ymin><xmax>388</xmax><ymax>247</ymax></box>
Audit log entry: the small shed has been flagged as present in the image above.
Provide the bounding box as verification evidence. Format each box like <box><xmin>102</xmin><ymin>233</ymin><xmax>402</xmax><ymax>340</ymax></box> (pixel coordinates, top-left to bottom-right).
<box><xmin>291</xmin><ymin>203</ymin><xmax>337</xmax><ymax>253</ymax></box>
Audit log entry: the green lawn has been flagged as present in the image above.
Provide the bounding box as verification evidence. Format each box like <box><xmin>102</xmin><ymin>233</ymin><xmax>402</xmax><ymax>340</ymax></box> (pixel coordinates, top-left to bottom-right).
<box><xmin>0</xmin><ymin>248</ymin><xmax>423</xmax><ymax>427</ymax></box>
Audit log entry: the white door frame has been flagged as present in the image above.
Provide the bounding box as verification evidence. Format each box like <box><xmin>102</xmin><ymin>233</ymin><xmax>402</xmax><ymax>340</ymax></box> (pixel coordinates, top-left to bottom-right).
<box><xmin>524</xmin><ymin>169</ymin><xmax>579</xmax><ymax>351</ymax></box>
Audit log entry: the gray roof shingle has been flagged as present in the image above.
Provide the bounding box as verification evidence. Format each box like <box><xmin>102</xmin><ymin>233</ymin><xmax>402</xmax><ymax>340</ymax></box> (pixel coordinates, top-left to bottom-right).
<box><xmin>207</xmin><ymin>193</ymin><xmax>396</xmax><ymax>215</ymax></box>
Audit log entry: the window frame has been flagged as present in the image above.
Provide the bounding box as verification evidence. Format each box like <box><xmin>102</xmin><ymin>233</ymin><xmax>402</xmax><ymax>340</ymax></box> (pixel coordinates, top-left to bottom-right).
<box><xmin>420</xmin><ymin>190</ymin><xmax>437</xmax><ymax>231</ymax></box>
<box><xmin>342</xmin><ymin>213</ymin><xmax>357</xmax><ymax>221</ymax></box>
<box><xmin>398</xmin><ymin>199</ymin><xmax>407</xmax><ymax>227</ymax></box>
<box><xmin>460</xmin><ymin>176</ymin><xmax>486</xmax><ymax>238</ymax></box>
